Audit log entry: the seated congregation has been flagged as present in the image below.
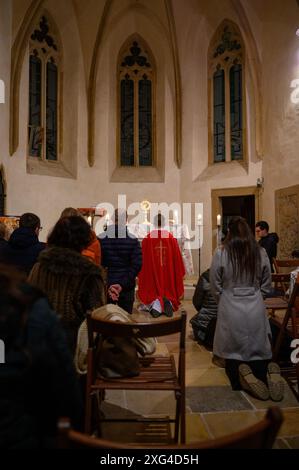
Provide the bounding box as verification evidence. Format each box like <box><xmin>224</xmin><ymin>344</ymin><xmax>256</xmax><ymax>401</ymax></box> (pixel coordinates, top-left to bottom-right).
<box><xmin>0</xmin><ymin>211</ymin><xmax>292</xmax><ymax>449</ymax></box>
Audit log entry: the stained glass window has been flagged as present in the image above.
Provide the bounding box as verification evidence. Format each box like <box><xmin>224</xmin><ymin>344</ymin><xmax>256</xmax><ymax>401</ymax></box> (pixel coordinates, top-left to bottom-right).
<box><xmin>28</xmin><ymin>54</ymin><xmax>42</xmax><ymax>157</ymax></box>
<box><xmin>120</xmin><ymin>78</ymin><xmax>134</xmax><ymax>166</ymax></box>
<box><xmin>209</xmin><ymin>22</ymin><xmax>245</xmax><ymax>164</ymax></box>
<box><xmin>119</xmin><ymin>39</ymin><xmax>154</xmax><ymax>167</ymax></box>
<box><xmin>138</xmin><ymin>78</ymin><xmax>152</xmax><ymax>166</ymax></box>
<box><xmin>46</xmin><ymin>60</ymin><xmax>58</xmax><ymax>161</ymax></box>
<box><xmin>230</xmin><ymin>64</ymin><xmax>243</xmax><ymax>160</ymax></box>
<box><xmin>213</xmin><ymin>69</ymin><xmax>225</xmax><ymax>163</ymax></box>
<box><xmin>28</xmin><ymin>17</ymin><xmax>59</xmax><ymax>162</ymax></box>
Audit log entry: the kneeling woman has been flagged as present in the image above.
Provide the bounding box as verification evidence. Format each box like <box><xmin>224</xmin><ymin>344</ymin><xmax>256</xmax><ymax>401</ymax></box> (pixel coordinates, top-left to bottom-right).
<box><xmin>210</xmin><ymin>216</ymin><xmax>284</xmax><ymax>401</ymax></box>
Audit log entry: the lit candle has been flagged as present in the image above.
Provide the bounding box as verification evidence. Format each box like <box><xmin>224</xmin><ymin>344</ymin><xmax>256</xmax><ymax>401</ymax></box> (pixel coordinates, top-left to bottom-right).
<box><xmin>197</xmin><ymin>214</ymin><xmax>202</xmax><ymax>226</ymax></box>
<box><xmin>105</xmin><ymin>213</ymin><xmax>110</xmax><ymax>222</ymax></box>
<box><xmin>217</xmin><ymin>214</ymin><xmax>221</xmax><ymax>226</ymax></box>
<box><xmin>87</xmin><ymin>215</ymin><xmax>92</xmax><ymax>226</ymax></box>
<box><xmin>174</xmin><ymin>210</ymin><xmax>178</xmax><ymax>225</ymax></box>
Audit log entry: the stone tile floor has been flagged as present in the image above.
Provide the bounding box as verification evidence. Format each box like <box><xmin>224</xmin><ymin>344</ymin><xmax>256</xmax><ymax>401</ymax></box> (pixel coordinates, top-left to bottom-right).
<box><xmin>101</xmin><ymin>300</ymin><xmax>299</xmax><ymax>448</ymax></box>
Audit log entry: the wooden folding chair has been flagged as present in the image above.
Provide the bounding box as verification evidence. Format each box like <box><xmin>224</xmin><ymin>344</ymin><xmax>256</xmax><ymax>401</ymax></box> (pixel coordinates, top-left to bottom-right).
<box><xmin>272</xmin><ymin>273</ymin><xmax>299</xmax><ymax>399</ymax></box>
<box><xmin>85</xmin><ymin>310</ymin><xmax>187</xmax><ymax>443</ymax></box>
<box><xmin>272</xmin><ymin>270</ymin><xmax>291</xmax><ymax>297</ymax></box>
<box><xmin>273</xmin><ymin>259</ymin><xmax>299</xmax><ymax>295</ymax></box>
<box><xmin>59</xmin><ymin>407</ymin><xmax>283</xmax><ymax>449</ymax></box>
<box><xmin>273</xmin><ymin>258</ymin><xmax>299</xmax><ymax>273</ymax></box>
<box><xmin>264</xmin><ymin>273</ymin><xmax>290</xmax><ymax>318</ymax></box>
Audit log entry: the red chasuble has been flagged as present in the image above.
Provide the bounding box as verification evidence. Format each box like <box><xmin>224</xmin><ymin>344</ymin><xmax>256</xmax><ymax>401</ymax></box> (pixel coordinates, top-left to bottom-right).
<box><xmin>138</xmin><ymin>229</ymin><xmax>185</xmax><ymax>311</ymax></box>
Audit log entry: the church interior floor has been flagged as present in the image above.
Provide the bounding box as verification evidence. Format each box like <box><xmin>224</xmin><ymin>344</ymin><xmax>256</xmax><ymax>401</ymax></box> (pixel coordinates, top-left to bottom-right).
<box><xmin>100</xmin><ymin>300</ymin><xmax>299</xmax><ymax>449</ymax></box>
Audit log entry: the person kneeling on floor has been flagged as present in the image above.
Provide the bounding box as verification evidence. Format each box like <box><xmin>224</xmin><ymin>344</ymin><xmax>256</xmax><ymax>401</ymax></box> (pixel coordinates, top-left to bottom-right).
<box><xmin>210</xmin><ymin>217</ymin><xmax>284</xmax><ymax>401</ymax></box>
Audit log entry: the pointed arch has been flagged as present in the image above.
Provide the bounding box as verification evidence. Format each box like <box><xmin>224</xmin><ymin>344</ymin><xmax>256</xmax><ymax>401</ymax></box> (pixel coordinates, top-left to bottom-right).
<box><xmin>28</xmin><ymin>13</ymin><xmax>63</xmax><ymax>162</ymax></box>
<box><xmin>87</xmin><ymin>0</ymin><xmax>182</xmax><ymax>168</ymax></box>
<box><xmin>10</xmin><ymin>0</ymin><xmax>45</xmax><ymax>156</ymax></box>
<box><xmin>208</xmin><ymin>19</ymin><xmax>247</xmax><ymax>166</ymax></box>
<box><xmin>164</xmin><ymin>0</ymin><xmax>182</xmax><ymax>169</ymax></box>
<box><xmin>230</xmin><ymin>0</ymin><xmax>263</xmax><ymax>158</ymax></box>
<box><xmin>87</xmin><ymin>0</ymin><xmax>113</xmax><ymax>167</ymax></box>
<box><xmin>117</xmin><ymin>34</ymin><xmax>156</xmax><ymax>168</ymax></box>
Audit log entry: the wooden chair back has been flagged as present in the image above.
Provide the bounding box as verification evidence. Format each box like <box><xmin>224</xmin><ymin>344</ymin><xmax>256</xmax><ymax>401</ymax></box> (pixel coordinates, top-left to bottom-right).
<box><xmin>271</xmin><ymin>272</ymin><xmax>291</xmax><ymax>297</ymax></box>
<box><xmin>273</xmin><ymin>258</ymin><xmax>299</xmax><ymax>273</ymax></box>
<box><xmin>59</xmin><ymin>407</ymin><xmax>283</xmax><ymax>449</ymax></box>
<box><xmin>85</xmin><ymin>310</ymin><xmax>187</xmax><ymax>443</ymax></box>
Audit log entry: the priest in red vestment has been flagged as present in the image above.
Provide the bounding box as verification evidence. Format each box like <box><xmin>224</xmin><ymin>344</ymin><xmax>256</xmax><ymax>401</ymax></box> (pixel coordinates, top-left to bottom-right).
<box><xmin>138</xmin><ymin>214</ymin><xmax>185</xmax><ymax>315</ymax></box>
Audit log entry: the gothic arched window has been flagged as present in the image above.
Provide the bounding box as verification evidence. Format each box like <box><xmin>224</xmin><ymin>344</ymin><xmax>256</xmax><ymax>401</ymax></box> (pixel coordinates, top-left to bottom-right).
<box><xmin>28</xmin><ymin>16</ymin><xmax>61</xmax><ymax>162</ymax></box>
<box><xmin>118</xmin><ymin>38</ymin><xmax>155</xmax><ymax>167</ymax></box>
<box><xmin>209</xmin><ymin>22</ymin><xmax>246</xmax><ymax>164</ymax></box>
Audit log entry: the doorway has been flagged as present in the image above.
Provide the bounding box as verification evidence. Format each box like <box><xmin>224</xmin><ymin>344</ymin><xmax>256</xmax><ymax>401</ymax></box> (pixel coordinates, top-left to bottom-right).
<box><xmin>221</xmin><ymin>195</ymin><xmax>255</xmax><ymax>235</ymax></box>
<box><xmin>211</xmin><ymin>186</ymin><xmax>260</xmax><ymax>250</ymax></box>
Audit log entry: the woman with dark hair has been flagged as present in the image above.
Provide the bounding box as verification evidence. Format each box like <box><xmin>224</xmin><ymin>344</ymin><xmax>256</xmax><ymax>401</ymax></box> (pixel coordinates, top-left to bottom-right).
<box><xmin>28</xmin><ymin>216</ymin><xmax>106</xmax><ymax>353</ymax></box>
<box><xmin>210</xmin><ymin>216</ymin><xmax>284</xmax><ymax>401</ymax></box>
<box><xmin>59</xmin><ymin>208</ymin><xmax>101</xmax><ymax>265</ymax></box>
<box><xmin>0</xmin><ymin>266</ymin><xmax>83</xmax><ymax>448</ymax></box>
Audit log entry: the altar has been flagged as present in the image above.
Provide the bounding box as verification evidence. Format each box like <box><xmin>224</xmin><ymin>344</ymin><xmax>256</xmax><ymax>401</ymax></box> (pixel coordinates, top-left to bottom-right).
<box><xmin>127</xmin><ymin>223</ymin><xmax>194</xmax><ymax>276</ymax></box>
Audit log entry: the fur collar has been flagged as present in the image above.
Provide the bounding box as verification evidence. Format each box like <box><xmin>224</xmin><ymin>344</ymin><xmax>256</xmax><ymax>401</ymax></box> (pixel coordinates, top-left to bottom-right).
<box><xmin>37</xmin><ymin>246</ymin><xmax>104</xmax><ymax>277</ymax></box>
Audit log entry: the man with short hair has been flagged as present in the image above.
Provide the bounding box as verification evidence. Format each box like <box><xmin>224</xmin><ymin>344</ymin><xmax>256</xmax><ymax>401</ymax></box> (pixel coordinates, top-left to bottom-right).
<box><xmin>99</xmin><ymin>209</ymin><xmax>142</xmax><ymax>314</ymax></box>
<box><xmin>255</xmin><ymin>220</ymin><xmax>279</xmax><ymax>272</ymax></box>
<box><xmin>0</xmin><ymin>212</ymin><xmax>45</xmax><ymax>274</ymax></box>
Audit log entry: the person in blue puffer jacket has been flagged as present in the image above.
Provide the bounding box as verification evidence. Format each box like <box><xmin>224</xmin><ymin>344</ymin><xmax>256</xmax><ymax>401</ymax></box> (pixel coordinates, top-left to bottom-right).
<box><xmin>99</xmin><ymin>209</ymin><xmax>142</xmax><ymax>314</ymax></box>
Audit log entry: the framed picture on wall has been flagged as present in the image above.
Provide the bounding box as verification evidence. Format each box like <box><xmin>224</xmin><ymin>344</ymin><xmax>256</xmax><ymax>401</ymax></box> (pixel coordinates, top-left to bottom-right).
<box><xmin>0</xmin><ymin>216</ymin><xmax>20</xmax><ymax>238</ymax></box>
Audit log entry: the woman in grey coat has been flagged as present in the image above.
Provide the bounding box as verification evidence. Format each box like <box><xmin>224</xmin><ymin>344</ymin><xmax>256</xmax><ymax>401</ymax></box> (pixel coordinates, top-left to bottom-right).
<box><xmin>210</xmin><ymin>216</ymin><xmax>284</xmax><ymax>401</ymax></box>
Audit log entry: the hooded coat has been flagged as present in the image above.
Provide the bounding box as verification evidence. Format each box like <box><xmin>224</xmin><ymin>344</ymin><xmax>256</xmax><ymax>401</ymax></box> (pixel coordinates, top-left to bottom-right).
<box><xmin>28</xmin><ymin>247</ymin><xmax>106</xmax><ymax>352</ymax></box>
<box><xmin>0</xmin><ymin>227</ymin><xmax>45</xmax><ymax>274</ymax></box>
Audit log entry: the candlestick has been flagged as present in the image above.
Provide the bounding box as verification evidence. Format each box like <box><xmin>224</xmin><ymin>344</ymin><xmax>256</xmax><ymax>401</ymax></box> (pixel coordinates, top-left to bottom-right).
<box><xmin>174</xmin><ymin>210</ymin><xmax>178</xmax><ymax>225</ymax></box>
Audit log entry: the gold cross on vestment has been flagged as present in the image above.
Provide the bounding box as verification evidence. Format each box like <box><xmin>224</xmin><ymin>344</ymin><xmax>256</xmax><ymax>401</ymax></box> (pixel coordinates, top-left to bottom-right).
<box><xmin>155</xmin><ymin>241</ymin><xmax>167</xmax><ymax>267</ymax></box>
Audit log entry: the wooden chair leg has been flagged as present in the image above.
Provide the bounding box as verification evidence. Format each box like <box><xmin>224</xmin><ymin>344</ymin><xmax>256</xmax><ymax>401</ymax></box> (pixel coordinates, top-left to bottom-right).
<box><xmin>180</xmin><ymin>390</ymin><xmax>186</xmax><ymax>444</ymax></box>
<box><xmin>273</xmin><ymin>310</ymin><xmax>291</xmax><ymax>361</ymax></box>
<box><xmin>85</xmin><ymin>392</ymin><xmax>92</xmax><ymax>434</ymax></box>
<box><xmin>174</xmin><ymin>393</ymin><xmax>180</xmax><ymax>443</ymax></box>
<box><xmin>95</xmin><ymin>389</ymin><xmax>105</xmax><ymax>437</ymax></box>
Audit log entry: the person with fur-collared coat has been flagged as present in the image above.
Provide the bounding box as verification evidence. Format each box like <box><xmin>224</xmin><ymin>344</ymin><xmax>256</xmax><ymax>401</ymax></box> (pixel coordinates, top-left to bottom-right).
<box><xmin>210</xmin><ymin>217</ymin><xmax>284</xmax><ymax>402</ymax></box>
<box><xmin>28</xmin><ymin>216</ymin><xmax>106</xmax><ymax>353</ymax></box>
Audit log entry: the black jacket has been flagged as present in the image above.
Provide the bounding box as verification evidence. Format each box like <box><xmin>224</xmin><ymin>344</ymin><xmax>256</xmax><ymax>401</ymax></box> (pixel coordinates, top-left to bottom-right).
<box><xmin>99</xmin><ymin>225</ymin><xmax>142</xmax><ymax>291</ymax></box>
<box><xmin>0</xmin><ymin>238</ymin><xmax>7</xmax><ymax>256</ymax></box>
<box><xmin>0</xmin><ymin>227</ymin><xmax>45</xmax><ymax>274</ymax></box>
<box><xmin>0</xmin><ymin>288</ymin><xmax>83</xmax><ymax>449</ymax></box>
<box><xmin>190</xmin><ymin>269</ymin><xmax>218</xmax><ymax>343</ymax></box>
<box><xmin>259</xmin><ymin>232</ymin><xmax>279</xmax><ymax>271</ymax></box>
